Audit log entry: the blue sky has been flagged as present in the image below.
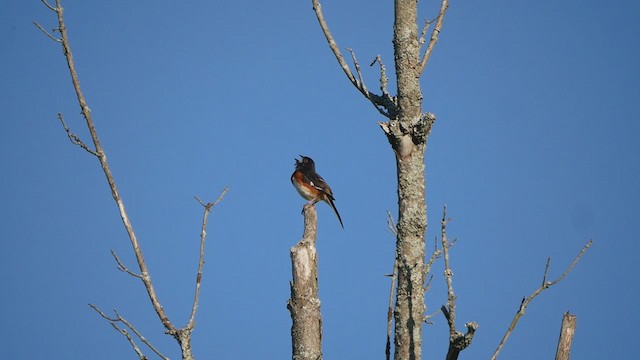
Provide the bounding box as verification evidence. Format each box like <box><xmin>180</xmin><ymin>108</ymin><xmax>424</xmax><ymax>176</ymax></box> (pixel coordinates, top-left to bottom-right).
<box><xmin>1</xmin><ymin>0</ymin><xmax>638</xmax><ymax>359</ymax></box>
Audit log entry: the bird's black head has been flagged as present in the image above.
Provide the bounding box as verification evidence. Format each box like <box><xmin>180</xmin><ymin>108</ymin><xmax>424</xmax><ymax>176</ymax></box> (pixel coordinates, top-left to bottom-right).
<box><xmin>295</xmin><ymin>155</ymin><xmax>316</xmax><ymax>172</ymax></box>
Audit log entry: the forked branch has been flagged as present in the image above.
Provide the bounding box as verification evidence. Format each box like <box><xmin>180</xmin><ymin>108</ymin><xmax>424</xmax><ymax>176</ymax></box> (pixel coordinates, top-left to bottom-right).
<box><xmin>440</xmin><ymin>206</ymin><xmax>478</xmax><ymax>360</ymax></box>
<box><xmin>418</xmin><ymin>0</ymin><xmax>449</xmax><ymax>74</ymax></box>
<box><xmin>89</xmin><ymin>304</ymin><xmax>169</xmax><ymax>360</ymax></box>
<box><xmin>36</xmin><ymin>1</ymin><xmax>228</xmax><ymax>358</ymax></box>
<box><xmin>35</xmin><ymin>0</ymin><xmax>178</xmax><ymax>341</ymax></box>
<box><xmin>190</xmin><ymin>188</ymin><xmax>229</xmax><ymax>328</ymax></box>
<box><xmin>311</xmin><ymin>0</ymin><xmax>397</xmax><ymax>118</ymax></box>
<box><xmin>491</xmin><ymin>240</ymin><xmax>593</xmax><ymax>360</ymax></box>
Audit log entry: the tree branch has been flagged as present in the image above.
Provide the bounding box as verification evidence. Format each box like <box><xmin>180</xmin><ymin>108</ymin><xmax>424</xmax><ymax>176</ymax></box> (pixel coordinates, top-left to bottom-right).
<box><xmin>418</xmin><ymin>0</ymin><xmax>449</xmax><ymax>74</ymax></box>
<box><xmin>38</xmin><ymin>0</ymin><xmax>179</xmax><ymax>339</ymax></box>
<box><xmin>40</xmin><ymin>0</ymin><xmax>57</xmax><ymax>12</ymax></box>
<box><xmin>38</xmin><ymin>2</ymin><xmax>229</xmax><ymax>359</ymax></box>
<box><xmin>491</xmin><ymin>240</ymin><xmax>593</xmax><ymax>360</ymax></box>
<box><xmin>311</xmin><ymin>0</ymin><xmax>397</xmax><ymax>118</ymax></box>
<box><xmin>33</xmin><ymin>21</ymin><xmax>61</xmax><ymax>42</ymax></box>
<box><xmin>370</xmin><ymin>55</ymin><xmax>394</xmax><ymax>101</ymax></box>
<box><xmin>89</xmin><ymin>304</ymin><xmax>168</xmax><ymax>360</ymax></box>
<box><xmin>424</xmin><ymin>236</ymin><xmax>442</xmax><ymax>291</ymax></box>
<box><xmin>439</xmin><ymin>205</ymin><xmax>477</xmax><ymax>360</ymax></box>
<box><xmin>111</xmin><ymin>250</ymin><xmax>143</xmax><ymax>278</ymax></box>
<box><xmin>188</xmin><ymin>188</ymin><xmax>228</xmax><ymax>329</ymax></box>
<box><xmin>346</xmin><ymin>47</ymin><xmax>369</xmax><ymax>95</ymax></box>
<box><xmin>385</xmin><ymin>211</ymin><xmax>398</xmax><ymax>360</ymax></box>
<box><xmin>56</xmin><ymin>113</ymin><xmax>98</xmax><ymax>156</ymax></box>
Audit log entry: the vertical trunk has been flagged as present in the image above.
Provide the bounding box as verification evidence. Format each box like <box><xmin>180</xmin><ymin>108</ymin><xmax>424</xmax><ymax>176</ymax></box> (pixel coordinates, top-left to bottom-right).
<box><xmin>393</xmin><ymin>154</ymin><xmax>427</xmax><ymax>360</ymax></box>
<box><xmin>288</xmin><ymin>205</ymin><xmax>323</xmax><ymax>360</ymax></box>
<box><xmin>393</xmin><ymin>1</ymin><xmax>427</xmax><ymax>359</ymax></box>
<box><xmin>555</xmin><ymin>312</ymin><xmax>577</xmax><ymax>360</ymax></box>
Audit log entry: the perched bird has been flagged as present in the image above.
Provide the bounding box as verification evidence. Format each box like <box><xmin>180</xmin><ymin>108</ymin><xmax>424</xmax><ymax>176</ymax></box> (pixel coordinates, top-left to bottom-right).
<box><xmin>291</xmin><ymin>155</ymin><xmax>344</xmax><ymax>229</ymax></box>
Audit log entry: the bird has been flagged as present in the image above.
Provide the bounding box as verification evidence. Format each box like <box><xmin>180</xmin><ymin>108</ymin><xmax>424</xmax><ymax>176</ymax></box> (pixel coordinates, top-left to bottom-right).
<box><xmin>291</xmin><ymin>155</ymin><xmax>344</xmax><ymax>229</ymax></box>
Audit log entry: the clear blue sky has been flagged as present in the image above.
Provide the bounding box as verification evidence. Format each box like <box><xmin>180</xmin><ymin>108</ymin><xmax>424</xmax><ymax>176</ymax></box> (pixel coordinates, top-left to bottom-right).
<box><xmin>2</xmin><ymin>1</ymin><xmax>638</xmax><ymax>359</ymax></box>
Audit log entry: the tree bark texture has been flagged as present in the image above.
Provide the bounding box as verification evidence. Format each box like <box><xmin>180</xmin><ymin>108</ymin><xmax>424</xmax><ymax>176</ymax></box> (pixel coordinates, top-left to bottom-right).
<box><xmin>391</xmin><ymin>1</ymin><xmax>428</xmax><ymax>359</ymax></box>
<box><xmin>288</xmin><ymin>205</ymin><xmax>323</xmax><ymax>360</ymax></box>
<box><xmin>555</xmin><ymin>312</ymin><xmax>577</xmax><ymax>360</ymax></box>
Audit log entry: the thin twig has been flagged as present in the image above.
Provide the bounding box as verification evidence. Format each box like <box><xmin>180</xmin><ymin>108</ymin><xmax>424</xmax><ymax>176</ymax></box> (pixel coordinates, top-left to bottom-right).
<box><xmin>419</xmin><ymin>0</ymin><xmax>449</xmax><ymax>74</ymax></box>
<box><xmin>423</xmin><ymin>307</ymin><xmax>441</xmax><ymax>325</ymax></box>
<box><xmin>370</xmin><ymin>55</ymin><xmax>391</xmax><ymax>98</ymax></box>
<box><xmin>188</xmin><ymin>187</ymin><xmax>229</xmax><ymax>328</ymax></box>
<box><xmin>311</xmin><ymin>0</ymin><xmax>356</xmax><ymax>87</ymax></box>
<box><xmin>111</xmin><ymin>250</ymin><xmax>143</xmax><ymax>278</ymax></box>
<box><xmin>418</xmin><ymin>17</ymin><xmax>432</xmax><ymax>46</ymax></box>
<box><xmin>311</xmin><ymin>0</ymin><xmax>395</xmax><ymax>118</ymax></box>
<box><xmin>385</xmin><ymin>210</ymin><xmax>398</xmax><ymax>360</ymax></box>
<box><xmin>441</xmin><ymin>205</ymin><xmax>456</xmax><ymax>339</ymax></box>
<box><xmin>41</xmin><ymin>0</ymin><xmax>57</xmax><ymax>12</ymax></box>
<box><xmin>491</xmin><ymin>240</ymin><xmax>593</xmax><ymax>360</ymax></box>
<box><xmin>89</xmin><ymin>304</ymin><xmax>168</xmax><ymax>360</ymax></box>
<box><xmin>440</xmin><ymin>205</ymin><xmax>478</xmax><ymax>360</ymax></box>
<box><xmin>114</xmin><ymin>309</ymin><xmax>167</xmax><ymax>360</ymax></box>
<box><xmin>33</xmin><ymin>21</ymin><xmax>61</xmax><ymax>42</ymax></box>
<box><xmin>346</xmin><ymin>47</ymin><xmax>368</xmax><ymax>95</ymax></box>
<box><xmin>56</xmin><ymin>113</ymin><xmax>98</xmax><ymax>156</ymax></box>
<box><xmin>424</xmin><ymin>236</ymin><xmax>442</xmax><ymax>290</ymax></box>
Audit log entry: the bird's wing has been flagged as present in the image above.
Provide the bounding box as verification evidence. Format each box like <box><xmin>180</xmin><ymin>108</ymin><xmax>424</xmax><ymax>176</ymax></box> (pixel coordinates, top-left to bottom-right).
<box><xmin>305</xmin><ymin>172</ymin><xmax>333</xmax><ymax>197</ymax></box>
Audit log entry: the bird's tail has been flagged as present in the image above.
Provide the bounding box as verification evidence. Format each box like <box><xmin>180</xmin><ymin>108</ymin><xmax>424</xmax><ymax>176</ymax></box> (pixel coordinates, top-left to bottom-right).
<box><xmin>325</xmin><ymin>196</ymin><xmax>344</xmax><ymax>229</ymax></box>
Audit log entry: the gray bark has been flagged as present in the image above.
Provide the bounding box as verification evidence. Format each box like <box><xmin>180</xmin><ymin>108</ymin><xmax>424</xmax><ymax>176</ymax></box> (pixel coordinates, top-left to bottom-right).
<box><xmin>390</xmin><ymin>1</ymin><xmax>430</xmax><ymax>359</ymax></box>
<box><xmin>288</xmin><ymin>205</ymin><xmax>323</xmax><ymax>360</ymax></box>
<box><xmin>555</xmin><ymin>312</ymin><xmax>577</xmax><ymax>360</ymax></box>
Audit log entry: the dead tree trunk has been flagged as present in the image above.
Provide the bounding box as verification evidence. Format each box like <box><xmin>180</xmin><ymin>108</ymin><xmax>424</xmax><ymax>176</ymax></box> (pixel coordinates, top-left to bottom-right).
<box><xmin>387</xmin><ymin>1</ymin><xmax>428</xmax><ymax>359</ymax></box>
<box><xmin>288</xmin><ymin>205</ymin><xmax>323</xmax><ymax>360</ymax></box>
<box><xmin>555</xmin><ymin>312</ymin><xmax>577</xmax><ymax>360</ymax></box>
<box><xmin>310</xmin><ymin>0</ymin><xmax>447</xmax><ymax>358</ymax></box>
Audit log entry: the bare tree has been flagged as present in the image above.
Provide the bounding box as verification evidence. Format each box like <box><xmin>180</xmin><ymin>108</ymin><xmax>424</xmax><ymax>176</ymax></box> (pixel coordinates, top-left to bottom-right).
<box><xmin>310</xmin><ymin>1</ymin><xmax>591</xmax><ymax>360</ymax></box>
<box><xmin>34</xmin><ymin>1</ymin><xmax>227</xmax><ymax>359</ymax></box>
<box><xmin>311</xmin><ymin>0</ymin><xmax>448</xmax><ymax>358</ymax></box>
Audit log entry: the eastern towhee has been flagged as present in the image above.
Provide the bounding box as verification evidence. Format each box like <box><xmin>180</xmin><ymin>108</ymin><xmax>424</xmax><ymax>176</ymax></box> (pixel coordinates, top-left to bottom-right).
<box><xmin>291</xmin><ymin>155</ymin><xmax>344</xmax><ymax>229</ymax></box>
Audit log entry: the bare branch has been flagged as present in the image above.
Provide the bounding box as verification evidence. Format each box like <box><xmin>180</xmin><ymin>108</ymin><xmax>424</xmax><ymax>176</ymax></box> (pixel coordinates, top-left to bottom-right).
<box><xmin>311</xmin><ymin>0</ymin><xmax>357</xmax><ymax>86</ymax></box>
<box><xmin>441</xmin><ymin>205</ymin><xmax>456</xmax><ymax>338</ymax></box>
<box><xmin>491</xmin><ymin>240</ymin><xmax>593</xmax><ymax>360</ymax></box>
<box><xmin>423</xmin><ymin>306</ymin><xmax>441</xmax><ymax>325</ymax></box>
<box><xmin>40</xmin><ymin>0</ymin><xmax>57</xmax><ymax>12</ymax></box>
<box><xmin>89</xmin><ymin>304</ymin><xmax>168</xmax><ymax>360</ymax></box>
<box><xmin>311</xmin><ymin>0</ymin><xmax>396</xmax><ymax>118</ymax></box>
<box><xmin>419</xmin><ymin>0</ymin><xmax>449</xmax><ymax>74</ymax></box>
<box><xmin>547</xmin><ymin>240</ymin><xmax>592</xmax><ymax>286</ymax></box>
<box><xmin>111</xmin><ymin>250</ymin><xmax>143</xmax><ymax>278</ymax></box>
<box><xmin>385</xmin><ymin>210</ymin><xmax>398</xmax><ymax>360</ymax></box>
<box><xmin>370</xmin><ymin>55</ymin><xmax>391</xmax><ymax>98</ymax></box>
<box><xmin>542</xmin><ymin>256</ymin><xmax>551</xmax><ymax>285</ymax></box>
<box><xmin>424</xmin><ymin>236</ymin><xmax>442</xmax><ymax>289</ymax></box>
<box><xmin>418</xmin><ymin>17</ymin><xmax>432</xmax><ymax>47</ymax></box>
<box><xmin>56</xmin><ymin>113</ymin><xmax>99</xmax><ymax>156</ymax></box>
<box><xmin>346</xmin><ymin>47</ymin><xmax>368</xmax><ymax>95</ymax></box>
<box><xmin>42</xmin><ymin>0</ymin><xmax>186</xmax><ymax>353</ymax></box>
<box><xmin>187</xmin><ymin>187</ymin><xmax>229</xmax><ymax>329</ymax></box>
<box><xmin>439</xmin><ymin>205</ymin><xmax>477</xmax><ymax>360</ymax></box>
<box><xmin>33</xmin><ymin>21</ymin><xmax>61</xmax><ymax>42</ymax></box>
